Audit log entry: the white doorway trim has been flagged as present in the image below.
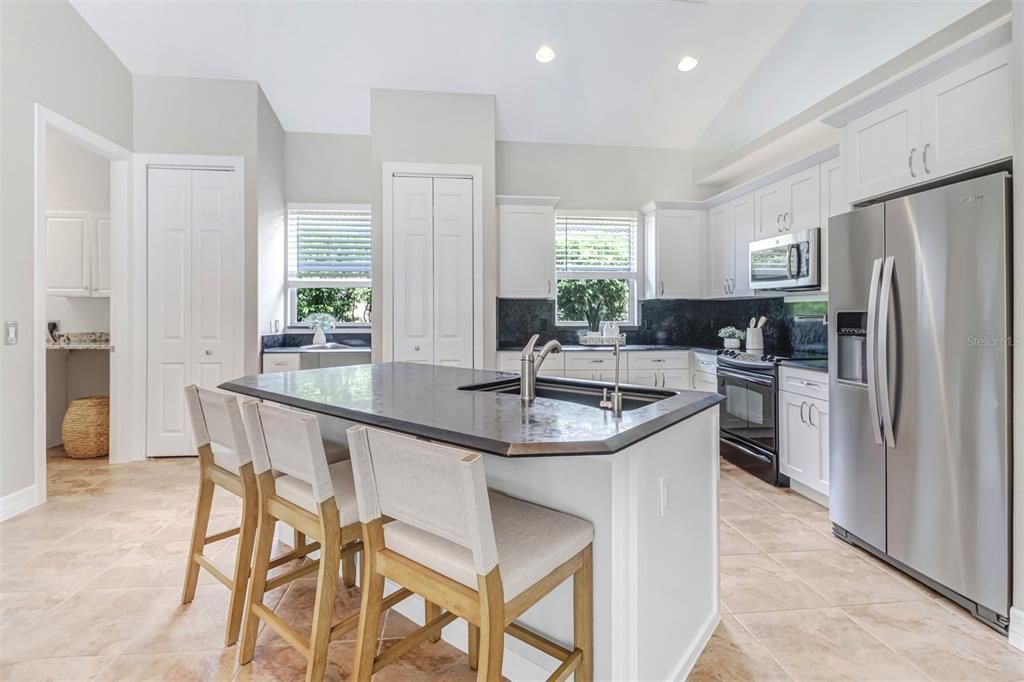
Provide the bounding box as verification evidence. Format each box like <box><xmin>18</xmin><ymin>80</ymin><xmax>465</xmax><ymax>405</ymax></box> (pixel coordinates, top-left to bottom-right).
<box><xmin>134</xmin><ymin>154</ymin><xmax>245</xmax><ymax>458</ymax></box>
<box><xmin>33</xmin><ymin>105</ymin><xmax>133</xmax><ymax>508</ymax></box>
<box><xmin>380</xmin><ymin>162</ymin><xmax>484</xmax><ymax>369</ymax></box>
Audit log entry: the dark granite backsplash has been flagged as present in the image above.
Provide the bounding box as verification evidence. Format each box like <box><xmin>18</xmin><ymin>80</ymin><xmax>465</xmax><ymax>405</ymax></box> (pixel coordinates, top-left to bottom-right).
<box><xmin>497</xmin><ymin>297</ymin><xmax>828</xmax><ymax>356</ymax></box>
<box><xmin>262</xmin><ymin>332</ymin><xmax>372</xmax><ymax>350</ymax></box>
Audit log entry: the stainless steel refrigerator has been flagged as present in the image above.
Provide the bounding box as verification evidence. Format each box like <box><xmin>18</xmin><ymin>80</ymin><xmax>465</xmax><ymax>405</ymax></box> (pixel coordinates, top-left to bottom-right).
<box><xmin>828</xmin><ymin>171</ymin><xmax>1012</xmax><ymax>632</ymax></box>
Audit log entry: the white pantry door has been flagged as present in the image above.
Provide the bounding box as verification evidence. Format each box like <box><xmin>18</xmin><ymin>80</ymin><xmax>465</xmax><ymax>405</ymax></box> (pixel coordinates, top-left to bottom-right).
<box><xmin>392</xmin><ymin>176</ymin><xmax>435</xmax><ymax>364</ymax></box>
<box><xmin>432</xmin><ymin>177</ymin><xmax>473</xmax><ymax>367</ymax></box>
<box><xmin>147</xmin><ymin>167</ymin><xmax>241</xmax><ymax>456</ymax></box>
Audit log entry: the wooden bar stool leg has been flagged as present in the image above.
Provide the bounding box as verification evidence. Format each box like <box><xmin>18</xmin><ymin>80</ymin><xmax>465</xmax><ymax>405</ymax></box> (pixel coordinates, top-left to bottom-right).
<box><xmin>293</xmin><ymin>527</ymin><xmax>305</xmax><ymax>551</ymax></box>
<box><xmin>225</xmin><ymin>467</ymin><xmax>259</xmax><ymax>646</ymax></box>
<box><xmin>182</xmin><ymin>465</ymin><xmax>215</xmax><ymax>604</ymax></box>
<box><xmin>353</xmin><ymin>521</ymin><xmax>386</xmax><ymax>682</ymax></box>
<box><xmin>239</xmin><ymin>494</ymin><xmax>276</xmax><ymax>665</ymax></box>
<box><xmin>476</xmin><ymin>568</ymin><xmax>505</xmax><ymax>682</ymax></box>
<box><xmin>468</xmin><ymin>624</ymin><xmax>480</xmax><ymax>670</ymax></box>
<box><xmin>425</xmin><ymin>601</ymin><xmax>442</xmax><ymax>643</ymax></box>
<box><xmin>574</xmin><ymin>545</ymin><xmax>594</xmax><ymax>682</ymax></box>
<box><xmin>307</xmin><ymin>502</ymin><xmax>341</xmax><ymax>682</ymax></box>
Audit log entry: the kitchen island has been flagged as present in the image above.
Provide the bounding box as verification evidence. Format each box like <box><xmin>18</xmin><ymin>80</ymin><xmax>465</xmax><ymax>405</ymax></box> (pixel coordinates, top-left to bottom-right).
<box><xmin>222</xmin><ymin>362</ymin><xmax>722</xmax><ymax>680</ymax></box>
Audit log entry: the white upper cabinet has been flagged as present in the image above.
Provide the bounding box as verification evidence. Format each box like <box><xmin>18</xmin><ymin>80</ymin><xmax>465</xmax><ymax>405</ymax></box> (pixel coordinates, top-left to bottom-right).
<box><xmin>706</xmin><ymin>205</ymin><xmax>733</xmax><ymax>298</ymax></box>
<box><xmin>643</xmin><ymin>204</ymin><xmax>705</xmax><ymax>299</ymax></box>
<box><xmin>730</xmin><ymin>193</ymin><xmax>755</xmax><ymax>297</ymax></box>
<box><xmin>918</xmin><ymin>46</ymin><xmax>1013</xmax><ymax>180</ymax></box>
<box><xmin>46</xmin><ymin>210</ymin><xmax>110</xmax><ymax>298</ymax></box>
<box><xmin>498</xmin><ymin>196</ymin><xmax>558</xmax><ymax>299</ymax></box>
<box><xmin>843</xmin><ymin>46</ymin><xmax>1011</xmax><ymax>204</ymax></box>
<box><xmin>754</xmin><ymin>166</ymin><xmax>819</xmax><ymax>239</ymax></box>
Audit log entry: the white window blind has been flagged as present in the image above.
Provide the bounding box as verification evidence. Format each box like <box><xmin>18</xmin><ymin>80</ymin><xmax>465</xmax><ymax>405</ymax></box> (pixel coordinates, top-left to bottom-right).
<box><xmin>287</xmin><ymin>206</ymin><xmax>371</xmax><ymax>287</ymax></box>
<box><xmin>555</xmin><ymin>214</ymin><xmax>637</xmax><ymax>274</ymax></box>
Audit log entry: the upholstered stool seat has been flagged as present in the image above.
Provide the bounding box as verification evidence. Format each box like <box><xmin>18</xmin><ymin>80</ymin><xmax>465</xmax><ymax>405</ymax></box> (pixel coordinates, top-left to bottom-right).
<box><xmin>384</xmin><ymin>491</ymin><xmax>593</xmax><ymax>600</ymax></box>
<box><xmin>213</xmin><ymin>440</ymin><xmax>349</xmax><ymax>474</ymax></box>
<box><xmin>275</xmin><ymin>460</ymin><xmax>359</xmax><ymax>524</ymax></box>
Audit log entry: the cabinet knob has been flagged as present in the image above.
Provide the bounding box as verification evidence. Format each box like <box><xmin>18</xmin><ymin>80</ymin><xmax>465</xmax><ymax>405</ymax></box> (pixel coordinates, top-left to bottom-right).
<box><xmin>414</xmin><ymin>345</ymin><xmax>421</xmax><ymax>351</ymax></box>
<box><xmin>205</xmin><ymin>350</ymin><xmax>213</xmax><ymax>356</ymax></box>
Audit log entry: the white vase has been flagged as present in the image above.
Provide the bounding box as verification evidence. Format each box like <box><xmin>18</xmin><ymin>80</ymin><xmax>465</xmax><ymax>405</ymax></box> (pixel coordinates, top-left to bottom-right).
<box><xmin>723</xmin><ymin>338</ymin><xmax>740</xmax><ymax>349</ymax></box>
<box><xmin>312</xmin><ymin>327</ymin><xmax>327</xmax><ymax>345</ymax></box>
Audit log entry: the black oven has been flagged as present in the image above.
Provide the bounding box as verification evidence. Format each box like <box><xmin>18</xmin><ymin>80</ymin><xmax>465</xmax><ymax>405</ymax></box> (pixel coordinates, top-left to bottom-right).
<box><xmin>717</xmin><ymin>362</ymin><xmax>786</xmax><ymax>486</ymax></box>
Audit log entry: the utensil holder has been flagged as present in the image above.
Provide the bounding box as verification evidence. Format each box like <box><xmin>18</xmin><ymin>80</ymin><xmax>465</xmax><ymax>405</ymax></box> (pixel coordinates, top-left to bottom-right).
<box><xmin>746</xmin><ymin>327</ymin><xmax>764</xmax><ymax>353</ymax></box>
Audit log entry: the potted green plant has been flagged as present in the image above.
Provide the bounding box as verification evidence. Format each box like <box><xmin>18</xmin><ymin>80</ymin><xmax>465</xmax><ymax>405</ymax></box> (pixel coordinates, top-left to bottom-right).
<box><xmin>718</xmin><ymin>326</ymin><xmax>746</xmax><ymax>349</ymax></box>
<box><xmin>306</xmin><ymin>312</ymin><xmax>337</xmax><ymax>345</ymax></box>
<box><xmin>556</xmin><ymin>280</ymin><xmax>628</xmax><ymax>335</ymax></box>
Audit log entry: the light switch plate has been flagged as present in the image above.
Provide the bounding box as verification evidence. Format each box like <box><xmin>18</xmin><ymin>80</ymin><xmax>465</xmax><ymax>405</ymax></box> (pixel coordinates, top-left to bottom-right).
<box><xmin>4</xmin><ymin>321</ymin><xmax>17</xmax><ymax>345</ymax></box>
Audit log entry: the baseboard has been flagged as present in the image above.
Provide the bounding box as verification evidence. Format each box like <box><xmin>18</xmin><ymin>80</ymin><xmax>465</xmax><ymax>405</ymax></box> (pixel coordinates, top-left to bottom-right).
<box><xmin>789</xmin><ymin>479</ymin><xmax>829</xmax><ymax>508</ymax></box>
<box><xmin>1009</xmin><ymin>607</ymin><xmax>1024</xmax><ymax>652</ymax></box>
<box><xmin>668</xmin><ymin>608</ymin><xmax>720</xmax><ymax>681</ymax></box>
<box><xmin>390</xmin><ymin>588</ymin><xmax>552</xmax><ymax>681</ymax></box>
<box><xmin>0</xmin><ymin>484</ymin><xmax>40</xmax><ymax>522</ymax></box>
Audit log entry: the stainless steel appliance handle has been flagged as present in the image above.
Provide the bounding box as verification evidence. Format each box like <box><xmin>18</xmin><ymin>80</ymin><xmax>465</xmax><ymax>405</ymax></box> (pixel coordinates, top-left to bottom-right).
<box><xmin>785</xmin><ymin>245</ymin><xmax>795</xmax><ymax>279</ymax></box>
<box><xmin>717</xmin><ymin>367</ymin><xmax>775</xmax><ymax>387</ymax></box>
<box><xmin>722</xmin><ymin>436</ymin><xmax>772</xmax><ymax>464</ymax></box>
<box><xmin>866</xmin><ymin>257</ymin><xmax>884</xmax><ymax>445</ymax></box>
<box><xmin>877</xmin><ymin>255</ymin><xmax>896</xmax><ymax>447</ymax></box>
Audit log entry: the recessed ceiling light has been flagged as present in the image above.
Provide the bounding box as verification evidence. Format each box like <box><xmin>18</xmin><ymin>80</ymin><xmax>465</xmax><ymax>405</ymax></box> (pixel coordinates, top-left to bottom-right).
<box><xmin>677</xmin><ymin>55</ymin><xmax>699</xmax><ymax>72</ymax></box>
<box><xmin>535</xmin><ymin>45</ymin><xmax>556</xmax><ymax>64</ymax></box>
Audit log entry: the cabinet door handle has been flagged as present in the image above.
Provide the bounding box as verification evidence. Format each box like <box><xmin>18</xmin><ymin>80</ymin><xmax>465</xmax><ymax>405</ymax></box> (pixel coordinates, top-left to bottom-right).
<box><xmin>808</xmin><ymin>403</ymin><xmax>818</xmax><ymax>427</ymax></box>
<box><xmin>922</xmin><ymin>143</ymin><xmax>931</xmax><ymax>175</ymax></box>
<box><xmin>908</xmin><ymin>147</ymin><xmax>918</xmax><ymax>178</ymax></box>
<box><xmin>659</xmin><ymin>280</ymin><xmax>665</xmax><ymax>296</ymax></box>
<box><xmin>651</xmin><ymin>358</ymin><xmax>665</xmax><ymax>363</ymax></box>
<box><xmin>547</xmin><ymin>280</ymin><xmax>552</xmax><ymax>295</ymax></box>
<box><xmin>776</xmin><ymin>214</ymin><xmax>783</xmax><ymax>232</ymax></box>
<box><xmin>205</xmin><ymin>350</ymin><xmax>213</xmax><ymax>356</ymax></box>
<box><xmin>783</xmin><ymin>212</ymin><xmax>790</xmax><ymax>230</ymax></box>
<box><xmin>800</xmin><ymin>401</ymin><xmax>808</xmax><ymax>424</ymax></box>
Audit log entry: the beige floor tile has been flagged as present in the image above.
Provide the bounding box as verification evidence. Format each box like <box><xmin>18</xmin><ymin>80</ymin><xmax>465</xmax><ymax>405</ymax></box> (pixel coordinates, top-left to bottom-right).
<box><xmin>235</xmin><ymin>641</ymin><xmax>354</xmax><ymax>682</ymax></box>
<box><xmin>726</xmin><ymin>514</ymin><xmax>836</xmax><ymax>553</ymax></box>
<box><xmin>0</xmin><ymin>587</ymin><xmax>176</xmax><ymax>661</ymax></box>
<box><xmin>0</xmin><ymin>591</ymin><xmax>72</xmax><ymax>639</ymax></box>
<box><xmin>123</xmin><ymin>584</ymin><xmax>237</xmax><ymax>654</ymax></box>
<box><xmin>688</xmin><ymin>616</ymin><xmax>792</xmax><ymax>681</ymax></box>
<box><xmin>759</xmin><ymin>489</ymin><xmax>827</xmax><ymax>515</ymax></box>
<box><xmin>0</xmin><ymin>655</ymin><xmax>112</xmax><ymax>681</ymax></box>
<box><xmin>257</xmin><ymin>576</ymin><xmax>364</xmax><ymax>647</ymax></box>
<box><xmin>93</xmin><ymin>649</ymin><xmax>237</xmax><ymax>682</ymax></box>
<box><xmin>844</xmin><ymin>600</ymin><xmax>1024</xmax><ymax>681</ymax></box>
<box><xmin>737</xmin><ymin>608</ymin><xmax>927</xmax><ymax>681</ymax></box>
<box><xmin>797</xmin><ymin>509</ymin><xmax>833</xmax><ymax>535</ymax></box>
<box><xmin>0</xmin><ymin>541</ymin><xmax>133</xmax><ymax>592</ymax></box>
<box><xmin>720</xmin><ymin>554</ymin><xmax>829</xmax><ymax>614</ymax></box>
<box><xmin>720</xmin><ymin>489</ymin><xmax>788</xmax><ymax>519</ymax></box>
<box><xmin>85</xmin><ymin>537</ymin><xmax>216</xmax><ymax>589</ymax></box>
<box><xmin>771</xmin><ymin>551</ymin><xmax>926</xmax><ymax>606</ymax></box>
<box><xmin>720</xmin><ymin>520</ymin><xmax>763</xmax><ymax>555</ymax></box>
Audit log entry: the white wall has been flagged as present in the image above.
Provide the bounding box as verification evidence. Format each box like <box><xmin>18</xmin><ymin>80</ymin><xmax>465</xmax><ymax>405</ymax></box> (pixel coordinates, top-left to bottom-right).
<box><xmin>257</xmin><ymin>87</ymin><xmax>286</xmax><ymax>336</ymax></box>
<box><xmin>132</xmin><ymin>74</ymin><xmax>262</xmax><ymax>373</ymax></box>
<box><xmin>496</xmin><ymin>141</ymin><xmax>712</xmax><ymax>208</ymax></box>
<box><xmin>286</xmin><ymin>132</ymin><xmax>372</xmax><ymax>204</ymax></box>
<box><xmin>0</xmin><ymin>0</ymin><xmax>133</xmax><ymax>497</ymax></box>
<box><xmin>370</xmin><ymin>89</ymin><xmax>497</xmax><ymax>364</ymax></box>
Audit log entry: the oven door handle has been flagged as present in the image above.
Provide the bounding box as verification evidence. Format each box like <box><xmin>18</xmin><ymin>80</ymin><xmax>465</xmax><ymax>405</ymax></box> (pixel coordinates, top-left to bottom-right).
<box><xmin>721</xmin><ymin>436</ymin><xmax>772</xmax><ymax>464</ymax></box>
<box><xmin>717</xmin><ymin>367</ymin><xmax>775</xmax><ymax>387</ymax></box>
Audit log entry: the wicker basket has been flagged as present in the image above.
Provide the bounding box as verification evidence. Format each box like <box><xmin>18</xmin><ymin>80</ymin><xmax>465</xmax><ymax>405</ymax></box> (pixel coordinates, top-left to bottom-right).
<box><xmin>62</xmin><ymin>396</ymin><xmax>109</xmax><ymax>459</ymax></box>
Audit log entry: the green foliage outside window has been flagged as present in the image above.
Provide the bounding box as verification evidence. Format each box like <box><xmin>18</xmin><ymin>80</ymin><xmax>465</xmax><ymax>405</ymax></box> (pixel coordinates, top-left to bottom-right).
<box><xmin>295</xmin><ymin>287</ymin><xmax>372</xmax><ymax>324</ymax></box>
<box><xmin>556</xmin><ymin>279</ymin><xmax>629</xmax><ymax>330</ymax></box>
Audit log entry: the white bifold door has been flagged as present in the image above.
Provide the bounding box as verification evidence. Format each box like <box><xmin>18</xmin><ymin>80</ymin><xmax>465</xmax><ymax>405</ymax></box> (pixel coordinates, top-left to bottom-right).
<box><xmin>392</xmin><ymin>175</ymin><xmax>474</xmax><ymax>367</ymax></box>
<box><xmin>147</xmin><ymin>167</ymin><xmax>242</xmax><ymax>456</ymax></box>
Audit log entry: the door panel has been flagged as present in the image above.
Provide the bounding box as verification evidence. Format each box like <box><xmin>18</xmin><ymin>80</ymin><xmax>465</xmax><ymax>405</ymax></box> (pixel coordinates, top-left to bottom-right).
<box><xmin>707</xmin><ymin>206</ymin><xmax>731</xmax><ymax>297</ymax></box>
<box><xmin>660</xmin><ymin>369</ymin><xmax>688</xmax><ymax>389</ymax></box>
<box><xmin>432</xmin><ymin>177</ymin><xmax>474</xmax><ymax>367</ymax></box>
<box><xmin>827</xmin><ymin>204</ymin><xmax>885</xmax><ymax>549</ymax></box>
<box><xmin>147</xmin><ymin>169</ymin><xmax>192</xmax><ymax>455</ymax></box>
<box><xmin>883</xmin><ymin>173</ymin><xmax>1010</xmax><ymax>616</ymax></box>
<box><xmin>731</xmin><ymin>194</ymin><xmax>755</xmax><ymax>296</ymax></box>
<box><xmin>844</xmin><ymin>91</ymin><xmax>921</xmax><ymax>203</ymax></box>
<box><xmin>46</xmin><ymin>214</ymin><xmax>91</xmax><ymax>296</ymax></box>
<box><xmin>392</xmin><ymin>176</ymin><xmax>435</xmax><ymax>364</ymax></box>
<box><xmin>785</xmin><ymin>166</ymin><xmax>820</xmax><ymax>232</ymax></box>
<box><xmin>754</xmin><ymin>183</ymin><xmax>784</xmax><ymax>240</ymax></box>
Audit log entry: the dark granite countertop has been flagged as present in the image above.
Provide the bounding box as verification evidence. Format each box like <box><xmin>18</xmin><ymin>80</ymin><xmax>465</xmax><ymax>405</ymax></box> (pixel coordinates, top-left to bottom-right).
<box><xmin>220</xmin><ymin>362</ymin><xmax>722</xmax><ymax>457</ymax></box>
<box><xmin>263</xmin><ymin>345</ymin><xmax>372</xmax><ymax>354</ymax></box>
<box><xmin>778</xmin><ymin>358</ymin><xmax>829</xmax><ymax>372</ymax></box>
<box><xmin>496</xmin><ymin>344</ymin><xmax>693</xmax><ymax>353</ymax></box>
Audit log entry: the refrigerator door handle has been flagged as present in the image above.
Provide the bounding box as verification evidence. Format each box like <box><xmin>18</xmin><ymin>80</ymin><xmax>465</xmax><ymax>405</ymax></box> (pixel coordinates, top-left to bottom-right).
<box><xmin>866</xmin><ymin>257</ymin><xmax>884</xmax><ymax>445</ymax></box>
<box><xmin>877</xmin><ymin>256</ymin><xmax>896</xmax><ymax>447</ymax></box>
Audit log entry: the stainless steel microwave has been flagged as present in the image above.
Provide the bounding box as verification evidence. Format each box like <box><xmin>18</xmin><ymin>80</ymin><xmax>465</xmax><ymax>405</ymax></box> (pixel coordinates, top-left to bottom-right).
<box><xmin>748</xmin><ymin>228</ymin><xmax>820</xmax><ymax>291</ymax></box>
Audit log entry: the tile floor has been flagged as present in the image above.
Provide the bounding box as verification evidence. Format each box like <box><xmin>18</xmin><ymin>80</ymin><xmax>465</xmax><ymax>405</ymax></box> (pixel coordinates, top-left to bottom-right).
<box><xmin>3</xmin><ymin>451</ymin><xmax>1023</xmax><ymax>681</ymax></box>
<box><xmin>690</xmin><ymin>459</ymin><xmax>1024</xmax><ymax>681</ymax></box>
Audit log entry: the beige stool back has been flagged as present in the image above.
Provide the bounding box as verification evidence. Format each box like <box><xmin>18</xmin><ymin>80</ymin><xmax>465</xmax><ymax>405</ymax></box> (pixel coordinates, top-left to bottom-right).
<box><xmin>184</xmin><ymin>385</ymin><xmax>251</xmax><ymax>465</ymax></box>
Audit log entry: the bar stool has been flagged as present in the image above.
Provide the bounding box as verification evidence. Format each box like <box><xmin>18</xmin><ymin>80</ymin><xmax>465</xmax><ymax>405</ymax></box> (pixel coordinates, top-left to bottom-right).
<box><xmin>182</xmin><ymin>385</ymin><xmax>319</xmax><ymax>646</ymax></box>
<box><xmin>347</xmin><ymin>425</ymin><xmax>595</xmax><ymax>682</ymax></box>
<box><xmin>238</xmin><ymin>402</ymin><xmax>411</xmax><ymax>682</ymax></box>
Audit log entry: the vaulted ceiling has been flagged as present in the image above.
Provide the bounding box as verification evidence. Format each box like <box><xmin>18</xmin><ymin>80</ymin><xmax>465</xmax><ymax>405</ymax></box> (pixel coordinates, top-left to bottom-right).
<box><xmin>71</xmin><ymin>0</ymin><xmax>987</xmax><ymax>152</ymax></box>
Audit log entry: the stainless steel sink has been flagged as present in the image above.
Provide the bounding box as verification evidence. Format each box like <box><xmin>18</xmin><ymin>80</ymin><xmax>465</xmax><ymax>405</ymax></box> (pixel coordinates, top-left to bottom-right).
<box><xmin>459</xmin><ymin>377</ymin><xmax>674</xmax><ymax>412</ymax></box>
<box><xmin>300</xmin><ymin>342</ymin><xmax>352</xmax><ymax>350</ymax></box>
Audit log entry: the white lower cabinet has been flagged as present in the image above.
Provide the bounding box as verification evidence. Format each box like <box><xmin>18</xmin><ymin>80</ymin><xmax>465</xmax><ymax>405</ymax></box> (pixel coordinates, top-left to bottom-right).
<box><xmin>262</xmin><ymin>353</ymin><xmax>301</xmax><ymax>373</ymax></box>
<box><xmin>691</xmin><ymin>370</ymin><xmax>717</xmax><ymax>393</ymax></box>
<box><xmin>779</xmin><ymin>388</ymin><xmax>830</xmax><ymax>496</ymax></box>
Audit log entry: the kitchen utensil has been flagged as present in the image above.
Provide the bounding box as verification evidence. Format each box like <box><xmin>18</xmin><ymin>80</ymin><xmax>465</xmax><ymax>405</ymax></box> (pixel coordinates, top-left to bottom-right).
<box><xmin>757</xmin><ymin>316</ymin><xmax>767</xmax><ymax>328</ymax></box>
<box><xmin>750</xmin><ymin>317</ymin><xmax>756</xmax><ymax>329</ymax></box>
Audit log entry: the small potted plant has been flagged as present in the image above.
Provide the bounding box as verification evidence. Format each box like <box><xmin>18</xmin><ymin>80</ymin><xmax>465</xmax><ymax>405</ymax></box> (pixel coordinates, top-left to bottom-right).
<box><xmin>718</xmin><ymin>326</ymin><xmax>745</xmax><ymax>349</ymax></box>
<box><xmin>306</xmin><ymin>312</ymin><xmax>337</xmax><ymax>346</ymax></box>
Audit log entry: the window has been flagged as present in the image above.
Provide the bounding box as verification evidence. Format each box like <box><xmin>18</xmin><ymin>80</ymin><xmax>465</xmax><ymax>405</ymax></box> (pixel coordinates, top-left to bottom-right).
<box><xmin>554</xmin><ymin>211</ymin><xmax>638</xmax><ymax>327</ymax></box>
<box><xmin>287</xmin><ymin>204</ymin><xmax>372</xmax><ymax>326</ymax></box>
